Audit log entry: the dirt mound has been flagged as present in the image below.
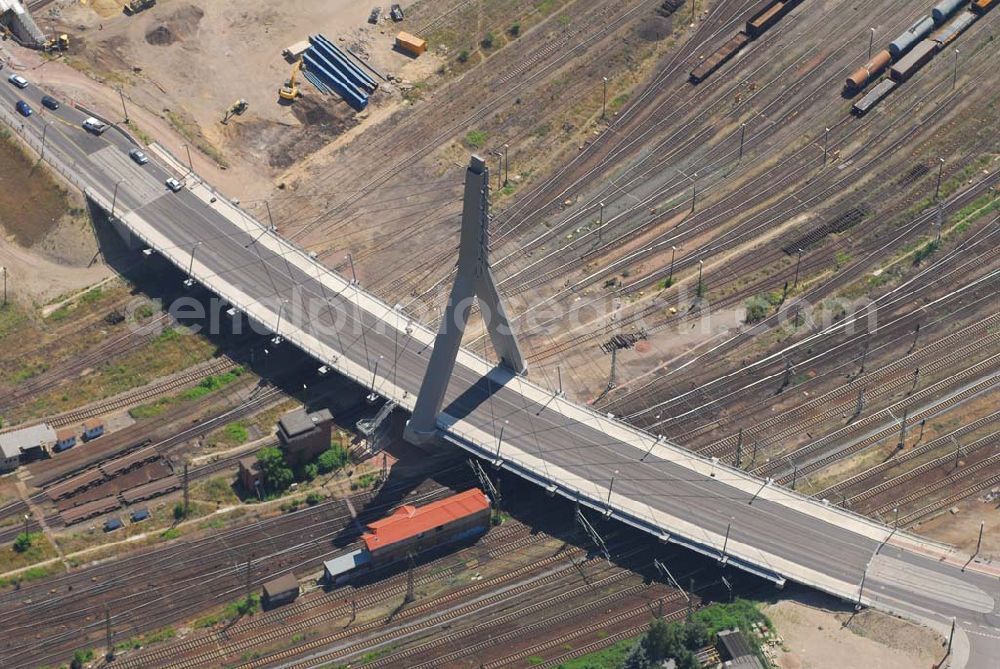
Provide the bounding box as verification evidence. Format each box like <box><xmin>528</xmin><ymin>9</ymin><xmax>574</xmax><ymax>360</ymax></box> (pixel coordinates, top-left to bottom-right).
<box><xmin>144</xmin><ymin>5</ymin><xmax>204</xmax><ymax>46</ymax></box>
<box><xmin>635</xmin><ymin>16</ymin><xmax>672</xmax><ymax>41</ymax></box>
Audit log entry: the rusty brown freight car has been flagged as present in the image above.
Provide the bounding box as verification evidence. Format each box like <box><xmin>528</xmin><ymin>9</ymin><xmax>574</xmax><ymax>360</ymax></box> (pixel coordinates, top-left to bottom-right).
<box><xmin>845</xmin><ymin>49</ymin><xmax>893</xmax><ymax>90</ymax></box>
<box><xmin>690</xmin><ymin>32</ymin><xmax>750</xmax><ymax>83</ymax></box>
<box><xmin>747</xmin><ymin>2</ymin><xmax>785</xmax><ymax>37</ymax></box>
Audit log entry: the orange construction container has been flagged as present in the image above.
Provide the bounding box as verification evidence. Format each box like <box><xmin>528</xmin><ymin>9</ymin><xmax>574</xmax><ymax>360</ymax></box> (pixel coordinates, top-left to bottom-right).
<box><xmin>396</xmin><ymin>31</ymin><xmax>427</xmax><ymax>56</ymax></box>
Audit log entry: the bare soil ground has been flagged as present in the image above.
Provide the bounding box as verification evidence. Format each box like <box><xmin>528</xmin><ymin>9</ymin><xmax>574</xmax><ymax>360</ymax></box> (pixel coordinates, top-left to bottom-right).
<box><xmin>764</xmin><ymin>592</ymin><xmax>944</xmax><ymax>669</ymax></box>
<box><xmin>0</xmin><ymin>130</ymin><xmax>110</xmax><ymax>301</ymax></box>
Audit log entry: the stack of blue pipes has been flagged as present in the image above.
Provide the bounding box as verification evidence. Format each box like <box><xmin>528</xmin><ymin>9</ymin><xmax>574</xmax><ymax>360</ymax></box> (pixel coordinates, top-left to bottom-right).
<box><xmin>301</xmin><ymin>34</ymin><xmax>378</xmax><ymax>111</ymax></box>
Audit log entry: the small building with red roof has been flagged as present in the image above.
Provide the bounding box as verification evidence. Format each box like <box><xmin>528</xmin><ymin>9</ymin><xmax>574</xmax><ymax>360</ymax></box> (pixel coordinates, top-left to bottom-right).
<box><xmin>362</xmin><ymin>488</ymin><xmax>490</xmax><ymax>562</ymax></box>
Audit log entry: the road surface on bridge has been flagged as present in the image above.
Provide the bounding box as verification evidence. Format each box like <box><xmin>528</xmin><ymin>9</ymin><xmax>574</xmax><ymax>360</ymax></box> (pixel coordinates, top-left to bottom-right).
<box><xmin>0</xmin><ymin>70</ymin><xmax>995</xmax><ymax>667</ymax></box>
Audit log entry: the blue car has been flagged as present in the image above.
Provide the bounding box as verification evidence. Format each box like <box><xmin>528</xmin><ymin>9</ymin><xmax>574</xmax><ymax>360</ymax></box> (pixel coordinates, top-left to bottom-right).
<box><xmin>15</xmin><ymin>100</ymin><xmax>32</xmax><ymax>117</ymax></box>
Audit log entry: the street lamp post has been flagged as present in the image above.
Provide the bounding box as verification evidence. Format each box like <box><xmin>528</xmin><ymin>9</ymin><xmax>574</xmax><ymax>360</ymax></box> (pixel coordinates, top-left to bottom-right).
<box><xmin>868</xmin><ymin>27</ymin><xmax>875</xmax><ymax>60</ymax></box>
<box><xmin>935</xmin><ymin>158</ymin><xmax>945</xmax><ymax>200</ymax></box>
<box><xmin>952</xmin><ymin>49</ymin><xmax>959</xmax><ymax>90</ymax></box>
<box><xmin>40</xmin><ymin>121</ymin><xmax>49</xmax><ymax>161</ymax></box>
<box><xmin>111</xmin><ymin>178</ymin><xmax>125</xmax><ymax>218</ymax></box>
<box><xmin>601</xmin><ymin>76</ymin><xmax>608</xmax><ymax>119</ymax></box>
<box><xmin>606</xmin><ymin>469</ymin><xmax>619</xmax><ymax>508</ymax></box>
<box><xmin>668</xmin><ymin>245</ymin><xmax>677</xmax><ymax>284</ymax></box>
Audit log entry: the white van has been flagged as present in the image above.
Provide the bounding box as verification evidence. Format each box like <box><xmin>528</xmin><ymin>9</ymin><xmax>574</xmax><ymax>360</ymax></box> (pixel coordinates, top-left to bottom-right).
<box><xmin>82</xmin><ymin>117</ymin><xmax>108</xmax><ymax>135</ymax></box>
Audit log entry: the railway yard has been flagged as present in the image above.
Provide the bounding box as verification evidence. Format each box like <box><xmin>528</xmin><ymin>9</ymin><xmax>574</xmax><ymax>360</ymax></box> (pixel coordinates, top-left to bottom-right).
<box><xmin>0</xmin><ymin>0</ymin><xmax>998</xmax><ymax>668</ymax></box>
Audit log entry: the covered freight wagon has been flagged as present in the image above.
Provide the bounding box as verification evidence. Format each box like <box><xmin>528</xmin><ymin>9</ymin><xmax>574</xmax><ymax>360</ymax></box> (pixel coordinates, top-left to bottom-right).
<box><xmin>931</xmin><ymin>10</ymin><xmax>977</xmax><ymax>47</ymax></box>
<box><xmin>890</xmin><ymin>39</ymin><xmax>938</xmax><ymax>81</ymax></box>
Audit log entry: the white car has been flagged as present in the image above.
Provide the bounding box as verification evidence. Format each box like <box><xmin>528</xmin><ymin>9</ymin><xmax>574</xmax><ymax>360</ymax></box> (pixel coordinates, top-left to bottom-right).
<box><xmin>82</xmin><ymin>117</ymin><xmax>108</xmax><ymax>135</ymax></box>
<box><xmin>165</xmin><ymin>177</ymin><xmax>183</xmax><ymax>192</ymax></box>
<box><xmin>129</xmin><ymin>148</ymin><xmax>149</xmax><ymax>165</ymax></box>
<box><xmin>7</xmin><ymin>74</ymin><xmax>28</xmax><ymax>89</ymax></box>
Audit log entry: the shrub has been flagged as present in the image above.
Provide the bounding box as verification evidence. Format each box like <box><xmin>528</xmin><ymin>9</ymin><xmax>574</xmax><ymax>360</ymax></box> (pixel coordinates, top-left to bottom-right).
<box><xmin>480</xmin><ymin>32</ymin><xmax>495</xmax><ymax>49</ymax></box>
<box><xmin>457</xmin><ymin>49</ymin><xmax>470</xmax><ymax>63</ymax></box>
<box><xmin>744</xmin><ymin>296</ymin><xmax>771</xmax><ymax>324</ymax></box>
<box><xmin>302</xmin><ymin>463</ymin><xmax>318</xmax><ymax>481</ymax></box>
<box><xmin>13</xmin><ymin>531</ymin><xmax>34</xmax><ymax>553</ymax></box>
<box><xmin>508</xmin><ymin>23</ymin><xmax>521</xmax><ymax>37</ymax></box>
<box><xmin>172</xmin><ymin>502</ymin><xmax>186</xmax><ymax>521</ymax></box>
<box><xmin>317</xmin><ymin>445</ymin><xmax>348</xmax><ymax>473</ymax></box>
<box><xmin>306</xmin><ymin>491</ymin><xmax>323</xmax><ymax>506</ymax></box>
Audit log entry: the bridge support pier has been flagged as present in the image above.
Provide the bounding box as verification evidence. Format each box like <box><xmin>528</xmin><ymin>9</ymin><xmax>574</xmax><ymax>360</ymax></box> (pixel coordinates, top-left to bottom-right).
<box><xmin>404</xmin><ymin>155</ymin><xmax>527</xmax><ymax>446</ymax></box>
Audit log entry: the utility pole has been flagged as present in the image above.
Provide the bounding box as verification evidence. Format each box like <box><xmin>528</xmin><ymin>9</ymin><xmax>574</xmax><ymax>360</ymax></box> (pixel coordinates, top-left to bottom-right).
<box><xmin>598</xmin><ymin>201</ymin><xmax>605</xmax><ymax>245</ymax></box>
<box><xmin>40</xmin><ymin>121</ymin><xmax>49</xmax><ymax>161</ymax></box>
<box><xmin>495</xmin><ymin>151</ymin><xmax>502</xmax><ymax>191</ymax></box>
<box><xmin>822</xmin><ymin>127</ymin><xmax>830</xmax><ymax>165</ymax></box>
<box><xmin>908</xmin><ymin>322</ymin><xmax>920</xmax><ymax>354</ymax></box>
<box><xmin>935</xmin><ymin>158</ymin><xmax>945</xmax><ymax>200</ymax></box>
<box><xmin>182</xmin><ymin>461</ymin><xmax>190</xmax><ymax>518</ymax></box>
<box><xmin>780</xmin><ymin>280</ymin><xmax>789</xmax><ymax>305</ymax></box>
<box><xmin>910</xmin><ymin>367</ymin><xmax>920</xmax><ymax>394</ymax></box>
<box><xmin>896</xmin><ymin>409</ymin><xmax>908</xmax><ymax>450</ymax></box>
<box><xmin>750</xmin><ymin>439</ymin><xmax>758</xmax><ymax>468</ymax></box>
<box><xmin>601</xmin><ymin>76</ymin><xmax>608</xmax><ymax>118</ymax></box>
<box><xmin>952</xmin><ymin>49</ymin><xmax>959</xmax><ymax>90</ymax></box>
<box><xmin>868</xmin><ymin>27</ymin><xmax>875</xmax><ymax>60</ymax></box>
<box><xmin>264</xmin><ymin>199</ymin><xmax>275</xmax><ymax>231</ymax></box>
<box><xmin>779</xmin><ymin>358</ymin><xmax>792</xmax><ymax>393</ymax></box>
<box><xmin>734</xmin><ymin>428</ymin><xmax>743</xmax><ymax>468</ymax></box>
<box><xmin>405</xmin><ymin>554</ymin><xmax>415</xmax><ymax>603</ymax></box>
<box><xmin>686</xmin><ymin>578</ymin><xmax>695</xmax><ymax>622</ymax></box>
<box><xmin>1</xmin><ymin>266</ymin><xmax>6</xmax><ymax>307</ymax></box>
<box><xmin>118</xmin><ymin>87</ymin><xmax>129</xmax><ymax>124</ymax></box>
<box><xmin>858</xmin><ymin>333</ymin><xmax>870</xmax><ymax>375</ymax></box>
<box><xmin>350</xmin><ymin>598</ymin><xmax>357</xmax><ymax>624</ymax></box>
<box><xmin>793</xmin><ymin>248</ymin><xmax>804</xmax><ymax>288</ymax></box>
<box><xmin>606</xmin><ymin>469</ymin><xmax>619</xmax><ymax>515</ymax></box>
<box><xmin>791</xmin><ymin>463</ymin><xmax>798</xmax><ymax>490</ymax></box>
<box><xmin>111</xmin><ymin>178</ymin><xmax>125</xmax><ymax>218</ymax></box>
<box><xmin>184</xmin><ymin>144</ymin><xmax>194</xmax><ymax>175</ymax></box>
<box><xmin>947</xmin><ymin>618</ymin><xmax>956</xmax><ymax>656</ymax></box>
<box><xmin>738</xmin><ymin>122</ymin><xmax>746</xmax><ymax>161</ymax></box>
<box><xmin>691</xmin><ymin>174</ymin><xmax>698</xmax><ymax>213</ymax></box>
<box><xmin>105</xmin><ymin>605</ymin><xmax>113</xmax><ymax>661</ymax></box>
<box><xmin>953</xmin><ymin>436</ymin><xmax>962</xmax><ymax>469</ymax></box>
<box><xmin>854</xmin><ymin>386</ymin><xmax>865</xmax><ymax>417</ymax></box>
<box><xmin>721</xmin><ymin>518</ymin><xmax>733</xmax><ymax>559</ymax></box>
<box><xmin>244</xmin><ymin>554</ymin><xmax>252</xmax><ymax>602</ymax></box>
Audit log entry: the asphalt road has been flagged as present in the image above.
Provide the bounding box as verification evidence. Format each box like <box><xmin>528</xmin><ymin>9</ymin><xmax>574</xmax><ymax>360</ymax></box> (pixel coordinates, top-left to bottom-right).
<box><xmin>0</xmin><ymin>67</ymin><xmax>996</xmax><ymax>666</ymax></box>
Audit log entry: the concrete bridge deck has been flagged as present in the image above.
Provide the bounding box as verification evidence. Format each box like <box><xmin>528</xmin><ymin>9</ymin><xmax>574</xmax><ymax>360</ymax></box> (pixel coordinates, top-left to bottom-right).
<box><xmin>0</xmin><ymin>70</ymin><xmax>995</xmax><ymax>667</ymax></box>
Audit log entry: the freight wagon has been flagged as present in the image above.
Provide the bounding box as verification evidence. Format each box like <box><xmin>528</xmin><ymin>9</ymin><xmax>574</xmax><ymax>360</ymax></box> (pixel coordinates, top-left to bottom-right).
<box><xmin>888</xmin><ymin>15</ymin><xmax>935</xmax><ymax>59</ymax></box>
<box><xmin>852</xmin><ymin>78</ymin><xmax>897</xmax><ymax>116</ymax></box>
<box><xmin>931</xmin><ymin>10</ymin><xmax>977</xmax><ymax>47</ymax></box>
<box><xmin>971</xmin><ymin>0</ymin><xmax>998</xmax><ymax>13</ymax></box>
<box><xmin>690</xmin><ymin>32</ymin><xmax>750</xmax><ymax>83</ymax></box>
<box><xmin>845</xmin><ymin>49</ymin><xmax>892</xmax><ymax>90</ymax></box>
<box><xmin>890</xmin><ymin>39</ymin><xmax>938</xmax><ymax>82</ymax></box>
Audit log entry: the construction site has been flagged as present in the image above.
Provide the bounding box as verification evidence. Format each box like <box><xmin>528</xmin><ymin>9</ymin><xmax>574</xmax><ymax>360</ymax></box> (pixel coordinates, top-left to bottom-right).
<box><xmin>0</xmin><ymin>0</ymin><xmax>997</xmax><ymax>668</ymax></box>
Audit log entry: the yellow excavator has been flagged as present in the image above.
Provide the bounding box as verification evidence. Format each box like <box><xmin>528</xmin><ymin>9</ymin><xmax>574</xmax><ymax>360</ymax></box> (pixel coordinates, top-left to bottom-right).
<box><xmin>279</xmin><ymin>59</ymin><xmax>303</xmax><ymax>101</ymax></box>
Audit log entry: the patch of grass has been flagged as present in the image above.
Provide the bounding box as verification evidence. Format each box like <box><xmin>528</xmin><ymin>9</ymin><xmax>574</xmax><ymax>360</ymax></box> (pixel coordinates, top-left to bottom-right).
<box><xmin>47</xmin><ymin>305</ymin><xmax>71</xmax><ymax>322</ymax></box>
<box><xmin>609</xmin><ymin>93</ymin><xmax>630</xmax><ymax>111</ymax></box>
<box><xmin>125</xmin><ymin>119</ymin><xmax>153</xmax><ymax>146</ymax></box>
<box><xmin>528</xmin><ymin>656</ymin><xmax>545</xmax><ymax>665</ymax></box>
<box><xmin>351</xmin><ymin>472</ymin><xmax>379</xmax><ymax>491</ymax></box>
<box><xmin>553</xmin><ymin>637</ymin><xmax>634</xmax><ymax>668</ymax></box>
<box><xmin>160</xmin><ymin>527</ymin><xmax>180</xmax><ymax>541</ymax></box>
<box><xmin>114</xmin><ymin>626</ymin><xmax>176</xmax><ymax>651</ymax></box>
<box><xmin>912</xmin><ymin>239</ymin><xmax>939</xmax><ymax>265</ymax></box>
<box><xmin>130</xmin><ymin>366</ymin><xmax>244</xmax><ymax>419</ymax></box>
<box><xmin>223</xmin><ymin>421</ymin><xmax>249</xmax><ymax>444</ymax></box>
<box><xmin>192</xmin><ymin>476</ymin><xmax>239</xmax><ymax>506</ymax></box>
<box><xmin>464</xmin><ymin>129</ymin><xmax>488</xmax><ymax>149</ymax></box>
<box><xmin>0</xmin><ymin>532</ymin><xmax>58</xmax><ymax>573</ymax></box>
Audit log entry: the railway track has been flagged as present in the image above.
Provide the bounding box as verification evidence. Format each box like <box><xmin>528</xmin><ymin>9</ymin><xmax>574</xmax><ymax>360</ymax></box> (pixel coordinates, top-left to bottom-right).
<box><xmin>814</xmin><ymin>412</ymin><xmax>1000</xmax><ymax>500</ymax></box>
<box><xmin>847</xmin><ymin>431</ymin><xmax>1000</xmax><ymax>506</ymax></box>
<box><xmin>755</xmin><ymin>357</ymin><xmax>1000</xmax><ymax>481</ymax></box>
<box><xmin>112</xmin><ymin>520</ymin><xmax>552</xmax><ymax>669</ymax></box>
<box><xmin>869</xmin><ymin>451</ymin><xmax>1000</xmax><ymax>519</ymax></box>
<box><xmin>695</xmin><ymin>315</ymin><xmax>1000</xmax><ymax>458</ymax></box>
<box><xmin>45</xmin><ymin>357</ymin><xmax>239</xmax><ymax>429</ymax></box>
<box><xmin>899</xmin><ymin>471</ymin><xmax>1000</xmax><ymax>527</ymax></box>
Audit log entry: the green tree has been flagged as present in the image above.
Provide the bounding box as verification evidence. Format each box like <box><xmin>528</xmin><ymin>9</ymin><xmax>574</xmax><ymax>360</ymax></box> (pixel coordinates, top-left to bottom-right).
<box><xmin>173</xmin><ymin>502</ymin><xmax>186</xmax><ymax>521</ymax></box>
<box><xmin>457</xmin><ymin>49</ymin><xmax>470</xmax><ymax>63</ymax></box>
<box><xmin>481</xmin><ymin>32</ymin><xmax>495</xmax><ymax>49</ymax></box>
<box><xmin>302</xmin><ymin>463</ymin><xmax>318</xmax><ymax>481</ymax></box>
<box><xmin>508</xmin><ymin>23</ymin><xmax>521</xmax><ymax>37</ymax></box>
<box><xmin>12</xmin><ymin>532</ymin><xmax>33</xmax><ymax>553</ymax></box>
<box><xmin>316</xmin><ymin>445</ymin><xmax>348</xmax><ymax>473</ymax></box>
<box><xmin>257</xmin><ymin>447</ymin><xmax>293</xmax><ymax>493</ymax></box>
